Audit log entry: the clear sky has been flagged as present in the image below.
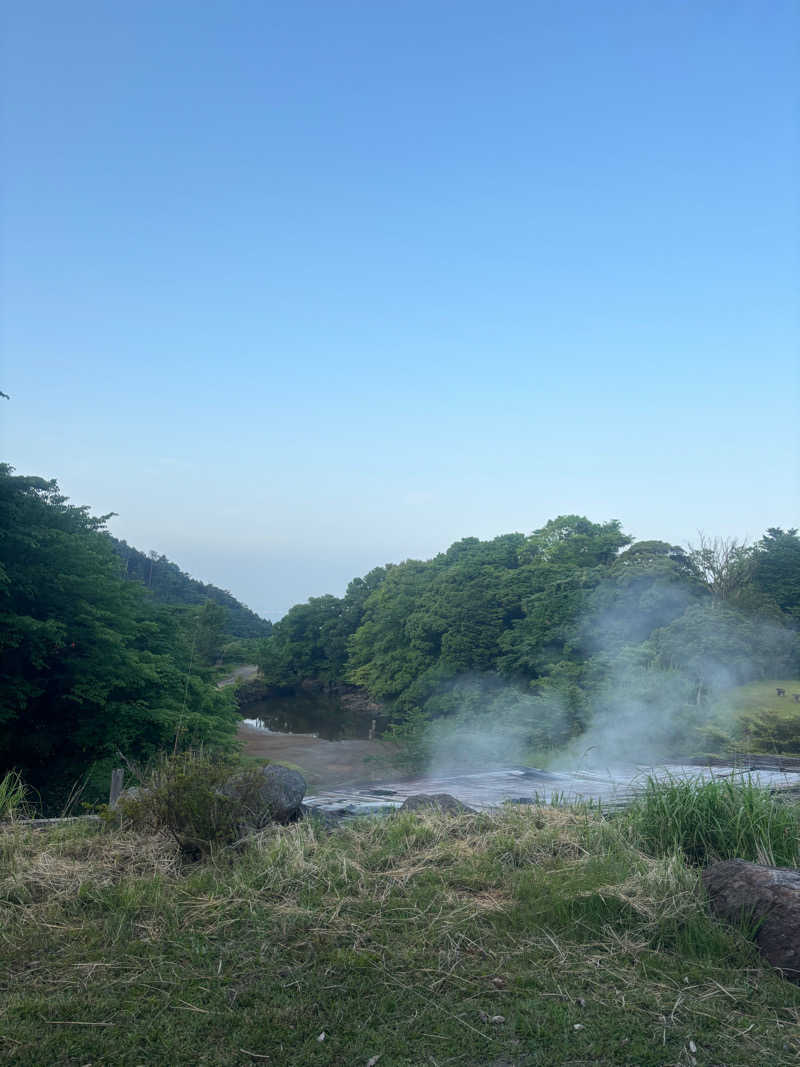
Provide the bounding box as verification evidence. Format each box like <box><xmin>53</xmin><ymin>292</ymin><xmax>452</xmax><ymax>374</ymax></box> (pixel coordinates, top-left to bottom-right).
<box><xmin>2</xmin><ymin>1</ymin><xmax>798</xmax><ymax>620</ymax></box>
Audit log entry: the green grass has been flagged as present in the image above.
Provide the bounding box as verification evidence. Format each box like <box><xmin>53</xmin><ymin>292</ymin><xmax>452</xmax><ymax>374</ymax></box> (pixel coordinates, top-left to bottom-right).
<box><xmin>625</xmin><ymin>773</ymin><xmax>800</xmax><ymax>867</ymax></box>
<box><xmin>2</xmin><ymin>785</ymin><xmax>800</xmax><ymax>1065</ymax></box>
<box><xmin>0</xmin><ymin>771</ymin><xmax>29</xmax><ymax>821</ymax></box>
<box><xmin>703</xmin><ymin>678</ymin><xmax>800</xmax><ymax>755</ymax></box>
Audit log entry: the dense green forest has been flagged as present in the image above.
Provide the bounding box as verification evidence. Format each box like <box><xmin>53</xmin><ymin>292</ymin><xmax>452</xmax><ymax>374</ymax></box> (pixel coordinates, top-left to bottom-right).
<box><xmin>0</xmin><ymin>465</ymin><xmax>267</xmax><ymax>810</ymax></box>
<box><xmin>2</xmin><ymin>456</ymin><xmax>798</xmax><ymax>808</ymax></box>
<box><xmin>111</xmin><ymin>538</ymin><xmax>271</xmax><ymax>638</ymax></box>
<box><xmin>259</xmin><ymin>517</ymin><xmax>800</xmax><ymax>762</ymax></box>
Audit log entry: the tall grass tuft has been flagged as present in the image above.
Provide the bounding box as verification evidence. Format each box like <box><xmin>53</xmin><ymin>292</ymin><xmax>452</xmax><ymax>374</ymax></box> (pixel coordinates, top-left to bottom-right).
<box><xmin>625</xmin><ymin>774</ymin><xmax>800</xmax><ymax>867</ymax></box>
<box><xmin>0</xmin><ymin>771</ymin><xmax>30</xmax><ymax>821</ymax></box>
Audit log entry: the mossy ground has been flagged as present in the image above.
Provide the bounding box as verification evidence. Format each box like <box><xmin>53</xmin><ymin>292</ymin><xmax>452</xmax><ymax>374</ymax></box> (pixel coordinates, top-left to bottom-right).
<box><xmin>1</xmin><ymin>803</ymin><xmax>799</xmax><ymax>1066</ymax></box>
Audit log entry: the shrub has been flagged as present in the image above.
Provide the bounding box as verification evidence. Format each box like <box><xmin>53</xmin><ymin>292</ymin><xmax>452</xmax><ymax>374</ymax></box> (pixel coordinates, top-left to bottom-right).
<box><xmin>118</xmin><ymin>751</ymin><xmax>266</xmax><ymax>858</ymax></box>
<box><xmin>624</xmin><ymin>774</ymin><xmax>800</xmax><ymax>867</ymax></box>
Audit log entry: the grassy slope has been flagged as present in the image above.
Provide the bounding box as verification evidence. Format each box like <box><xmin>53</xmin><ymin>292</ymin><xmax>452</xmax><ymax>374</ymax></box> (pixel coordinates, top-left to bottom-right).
<box><xmin>2</xmin><ymin>806</ymin><xmax>799</xmax><ymax>1066</ymax></box>
<box><xmin>706</xmin><ymin>679</ymin><xmax>800</xmax><ymax>755</ymax></box>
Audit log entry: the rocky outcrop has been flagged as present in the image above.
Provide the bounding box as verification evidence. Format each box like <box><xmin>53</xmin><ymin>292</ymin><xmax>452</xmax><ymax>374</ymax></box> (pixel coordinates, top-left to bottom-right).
<box><xmin>400</xmin><ymin>793</ymin><xmax>474</xmax><ymax>814</ymax></box>
<box><xmin>703</xmin><ymin>859</ymin><xmax>800</xmax><ymax>981</ymax></box>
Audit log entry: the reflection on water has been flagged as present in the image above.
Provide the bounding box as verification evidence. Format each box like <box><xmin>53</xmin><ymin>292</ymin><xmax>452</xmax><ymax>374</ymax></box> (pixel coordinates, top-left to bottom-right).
<box><xmin>242</xmin><ymin>691</ymin><xmax>389</xmax><ymax>741</ymax></box>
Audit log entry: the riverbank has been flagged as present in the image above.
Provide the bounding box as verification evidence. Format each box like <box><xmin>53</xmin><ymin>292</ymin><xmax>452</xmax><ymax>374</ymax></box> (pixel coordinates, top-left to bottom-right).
<box><xmin>238</xmin><ymin>715</ymin><xmax>800</xmax><ymax>815</ymax></box>
<box><xmin>238</xmin><ymin>721</ymin><xmax>395</xmax><ymax>790</ymax></box>
<box><xmin>3</xmin><ymin>790</ymin><xmax>799</xmax><ymax>1066</ymax></box>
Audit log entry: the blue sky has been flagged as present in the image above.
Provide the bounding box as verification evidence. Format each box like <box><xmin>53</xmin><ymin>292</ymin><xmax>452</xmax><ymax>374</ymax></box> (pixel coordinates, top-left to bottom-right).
<box><xmin>2</xmin><ymin>1</ymin><xmax>798</xmax><ymax>620</ymax></box>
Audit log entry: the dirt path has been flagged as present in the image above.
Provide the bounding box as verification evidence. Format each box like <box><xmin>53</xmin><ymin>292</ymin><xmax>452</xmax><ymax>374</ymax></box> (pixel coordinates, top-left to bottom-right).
<box><xmin>216</xmin><ymin>664</ymin><xmax>259</xmax><ymax>689</ymax></box>
<box><xmin>238</xmin><ymin>723</ymin><xmax>396</xmax><ymax>791</ymax></box>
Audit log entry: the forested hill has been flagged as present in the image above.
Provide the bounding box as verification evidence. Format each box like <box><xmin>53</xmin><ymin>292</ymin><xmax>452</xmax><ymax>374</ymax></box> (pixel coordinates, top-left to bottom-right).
<box><xmin>110</xmin><ymin>538</ymin><xmax>271</xmax><ymax>638</ymax></box>
<box><xmin>258</xmin><ymin>517</ymin><xmax>800</xmax><ymax>756</ymax></box>
<box><xmin>0</xmin><ymin>464</ymin><xmax>245</xmax><ymax>811</ymax></box>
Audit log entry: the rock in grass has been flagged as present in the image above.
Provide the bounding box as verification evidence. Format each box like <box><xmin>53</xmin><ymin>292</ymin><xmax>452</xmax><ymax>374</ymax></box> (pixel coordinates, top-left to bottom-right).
<box><xmin>222</xmin><ymin>765</ymin><xmax>307</xmax><ymax>826</ymax></box>
<box><xmin>400</xmin><ymin>793</ymin><xmax>474</xmax><ymax>814</ymax></box>
<box><xmin>703</xmin><ymin>859</ymin><xmax>800</xmax><ymax>981</ymax></box>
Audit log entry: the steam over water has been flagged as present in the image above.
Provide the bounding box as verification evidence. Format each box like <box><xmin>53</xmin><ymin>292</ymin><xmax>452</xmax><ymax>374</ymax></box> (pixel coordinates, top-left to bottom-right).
<box><xmin>303</xmin><ymin>761</ymin><xmax>800</xmax><ymax>816</ymax></box>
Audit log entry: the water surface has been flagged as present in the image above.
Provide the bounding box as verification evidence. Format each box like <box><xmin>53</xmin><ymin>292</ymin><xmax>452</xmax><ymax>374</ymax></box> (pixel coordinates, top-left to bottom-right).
<box><xmin>243</xmin><ymin>690</ymin><xmax>389</xmax><ymax>741</ymax></box>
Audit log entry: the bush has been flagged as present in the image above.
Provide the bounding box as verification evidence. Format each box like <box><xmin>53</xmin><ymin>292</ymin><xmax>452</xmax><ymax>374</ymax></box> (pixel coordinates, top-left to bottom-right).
<box><xmin>118</xmin><ymin>751</ymin><xmax>266</xmax><ymax>858</ymax></box>
<box><xmin>624</xmin><ymin>774</ymin><xmax>800</xmax><ymax>867</ymax></box>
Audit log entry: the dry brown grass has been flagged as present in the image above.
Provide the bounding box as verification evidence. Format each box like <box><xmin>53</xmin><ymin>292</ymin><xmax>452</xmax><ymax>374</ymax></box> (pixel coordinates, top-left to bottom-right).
<box><xmin>0</xmin><ymin>822</ymin><xmax>181</xmax><ymax>913</ymax></box>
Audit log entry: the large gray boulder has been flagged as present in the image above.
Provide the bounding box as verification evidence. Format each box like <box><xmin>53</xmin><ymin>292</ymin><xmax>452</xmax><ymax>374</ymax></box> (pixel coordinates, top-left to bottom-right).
<box><xmin>223</xmin><ymin>764</ymin><xmax>307</xmax><ymax>826</ymax></box>
<box><xmin>703</xmin><ymin>859</ymin><xmax>800</xmax><ymax>981</ymax></box>
<box><xmin>400</xmin><ymin>793</ymin><xmax>474</xmax><ymax>814</ymax></box>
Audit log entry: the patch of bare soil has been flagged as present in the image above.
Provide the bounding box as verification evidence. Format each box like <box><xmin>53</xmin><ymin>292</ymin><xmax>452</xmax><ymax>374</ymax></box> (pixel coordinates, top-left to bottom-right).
<box><xmin>238</xmin><ymin>724</ymin><xmax>397</xmax><ymax>790</ymax></box>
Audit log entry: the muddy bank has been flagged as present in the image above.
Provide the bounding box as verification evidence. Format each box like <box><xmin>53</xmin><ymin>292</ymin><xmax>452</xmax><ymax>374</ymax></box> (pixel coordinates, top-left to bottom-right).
<box><xmin>238</xmin><ymin>723</ymin><xmax>396</xmax><ymax>791</ymax></box>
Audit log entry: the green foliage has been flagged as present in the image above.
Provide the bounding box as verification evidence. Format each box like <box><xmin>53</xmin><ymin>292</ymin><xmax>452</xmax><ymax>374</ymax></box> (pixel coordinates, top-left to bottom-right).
<box><xmin>194</xmin><ymin>600</ymin><xmax>227</xmax><ymax>664</ymax></box>
<box><xmin>258</xmin><ymin>566</ymin><xmax>388</xmax><ymax>686</ymax></box>
<box><xmin>0</xmin><ymin>465</ymin><xmax>239</xmax><ymax>811</ymax></box>
<box><xmin>0</xmin><ymin>770</ymin><xmax>29</xmax><ymax>821</ymax></box>
<box><xmin>3</xmin><ymin>801</ymin><xmax>799</xmax><ymax>1065</ymax></box>
<box><xmin>651</xmin><ymin>602</ymin><xmax>799</xmax><ymax>694</ymax></box>
<box><xmin>575</xmin><ymin>543</ymin><xmax>702</xmax><ymax>655</ymax></box>
<box><xmin>256</xmin><ymin>513</ymin><xmax>800</xmax><ymax>765</ymax></box>
<box><xmin>219</xmin><ymin>636</ymin><xmax>262</xmax><ymax>664</ymax></box>
<box><xmin>700</xmin><ymin>679</ymin><xmax>800</xmax><ymax>755</ymax></box>
<box><xmin>119</xmin><ymin>750</ymin><xmax>264</xmax><ymax>858</ymax></box>
<box><xmin>389</xmin><ymin>674</ymin><xmax>575</xmax><ymax>773</ymax></box>
<box><xmin>750</xmin><ymin>528</ymin><xmax>800</xmax><ymax>622</ymax></box>
<box><xmin>625</xmin><ymin>774</ymin><xmax>800</xmax><ymax>867</ymax></box>
<box><xmin>112</xmin><ymin>538</ymin><xmax>272</xmax><ymax>637</ymax></box>
<box><xmin>519</xmin><ymin>515</ymin><xmax>632</xmax><ymax>567</ymax></box>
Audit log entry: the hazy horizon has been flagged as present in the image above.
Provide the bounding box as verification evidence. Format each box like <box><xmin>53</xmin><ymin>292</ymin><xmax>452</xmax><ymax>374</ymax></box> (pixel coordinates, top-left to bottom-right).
<box><xmin>3</xmin><ymin>2</ymin><xmax>798</xmax><ymax>620</ymax></box>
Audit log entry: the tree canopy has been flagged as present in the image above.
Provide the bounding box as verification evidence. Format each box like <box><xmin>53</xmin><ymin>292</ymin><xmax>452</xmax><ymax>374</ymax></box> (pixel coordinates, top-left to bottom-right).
<box><xmin>0</xmin><ymin>465</ymin><xmax>239</xmax><ymax>809</ymax></box>
<box><xmin>258</xmin><ymin>515</ymin><xmax>800</xmax><ymax>757</ymax></box>
<box><xmin>111</xmin><ymin>538</ymin><xmax>271</xmax><ymax>638</ymax></box>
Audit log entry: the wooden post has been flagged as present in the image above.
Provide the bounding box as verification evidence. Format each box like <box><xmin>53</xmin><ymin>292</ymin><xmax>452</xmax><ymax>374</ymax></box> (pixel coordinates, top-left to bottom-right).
<box><xmin>109</xmin><ymin>768</ymin><xmax>124</xmax><ymax>809</ymax></box>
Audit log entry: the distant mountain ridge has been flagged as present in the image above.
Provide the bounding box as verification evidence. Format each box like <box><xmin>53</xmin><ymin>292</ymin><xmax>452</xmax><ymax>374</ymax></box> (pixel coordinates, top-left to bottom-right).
<box><xmin>109</xmin><ymin>537</ymin><xmax>272</xmax><ymax>638</ymax></box>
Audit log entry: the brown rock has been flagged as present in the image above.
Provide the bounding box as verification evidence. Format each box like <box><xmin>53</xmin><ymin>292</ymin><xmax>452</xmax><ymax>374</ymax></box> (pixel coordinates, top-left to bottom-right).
<box><xmin>702</xmin><ymin>859</ymin><xmax>800</xmax><ymax>981</ymax></box>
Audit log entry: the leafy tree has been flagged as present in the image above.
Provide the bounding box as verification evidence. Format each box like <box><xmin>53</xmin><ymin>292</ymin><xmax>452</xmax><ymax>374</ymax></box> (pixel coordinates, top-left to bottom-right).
<box><xmin>195</xmin><ymin>601</ymin><xmax>228</xmax><ymax>664</ymax></box>
<box><xmin>347</xmin><ymin>561</ymin><xmax>434</xmax><ymax>701</ymax></box>
<box><xmin>112</xmin><ymin>538</ymin><xmax>271</xmax><ymax>638</ymax></box>
<box><xmin>252</xmin><ymin>516</ymin><xmax>800</xmax><ymax>765</ymax></box>
<box><xmin>519</xmin><ymin>515</ymin><xmax>631</xmax><ymax>568</ymax></box>
<box><xmin>750</xmin><ymin>528</ymin><xmax>800</xmax><ymax>622</ymax></box>
<box><xmin>574</xmin><ymin>541</ymin><xmax>704</xmax><ymax>656</ymax></box>
<box><xmin>259</xmin><ymin>595</ymin><xmax>351</xmax><ymax>685</ymax></box>
<box><xmin>496</xmin><ymin>519</ymin><xmax>630</xmax><ymax>679</ymax></box>
<box><xmin>0</xmin><ymin>466</ymin><xmax>237</xmax><ymax>809</ymax></box>
<box><xmin>651</xmin><ymin>602</ymin><xmax>799</xmax><ymax>701</ymax></box>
